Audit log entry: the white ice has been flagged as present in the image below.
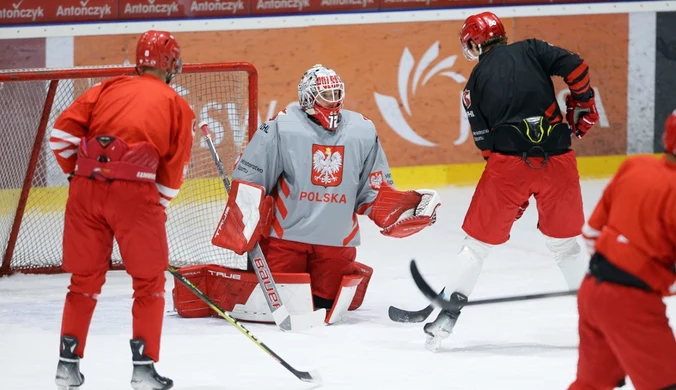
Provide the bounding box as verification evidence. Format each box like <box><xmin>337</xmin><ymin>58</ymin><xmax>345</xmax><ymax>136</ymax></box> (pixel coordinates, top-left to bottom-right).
<box><xmin>1</xmin><ymin>179</ymin><xmax>674</xmax><ymax>390</ymax></box>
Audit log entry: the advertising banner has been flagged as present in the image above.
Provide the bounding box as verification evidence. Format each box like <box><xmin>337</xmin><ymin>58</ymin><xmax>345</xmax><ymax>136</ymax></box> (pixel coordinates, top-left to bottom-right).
<box><xmin>72</xmin><ymin>14</ymin><xmax>628</xmax><ymax>167</ymax></box>
<box><xmin>0</xmin><ymin>0</ymin><xmax>620</xmax><ymax>25</ymax></box>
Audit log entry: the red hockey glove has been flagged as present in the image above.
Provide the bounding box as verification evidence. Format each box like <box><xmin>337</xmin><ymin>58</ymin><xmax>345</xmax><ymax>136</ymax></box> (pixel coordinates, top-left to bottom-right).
<box><xmin>369</xmin><ymin>182</ymin><xmax>441</xmax><ymax>238</ymax></box>
<box><xmin>212</xmin><ymin>180</ymin><xmax>274</xmax><ymax>255</ymax></box>
<box><xmin>565</xmin><ymin>92</ymin><xmax>599</xmax><ymax>139</ymax></box>
<box><xmin>515</xmin><ymin>200</ymin><xmax>529</xmax><ymax>221</ymax></box>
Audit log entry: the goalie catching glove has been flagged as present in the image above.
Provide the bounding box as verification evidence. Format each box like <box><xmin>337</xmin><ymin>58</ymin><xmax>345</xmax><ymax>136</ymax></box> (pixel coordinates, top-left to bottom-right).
<box><xmin>369</xmin><ymin>182</ymin><xmax>441</xmax><ymax>238</ymax></box>
<box><xmin>212</xmin><ymin>179</ymin><xmax>274</xmax><ymax>255</ymax></box>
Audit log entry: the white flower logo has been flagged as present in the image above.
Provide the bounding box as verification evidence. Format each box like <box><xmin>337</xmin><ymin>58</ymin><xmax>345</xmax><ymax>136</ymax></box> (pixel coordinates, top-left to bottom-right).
<box><xmin>374</xmin><ymin>41</ymin><xmax>468</xmax><ymax>147</ymax></box>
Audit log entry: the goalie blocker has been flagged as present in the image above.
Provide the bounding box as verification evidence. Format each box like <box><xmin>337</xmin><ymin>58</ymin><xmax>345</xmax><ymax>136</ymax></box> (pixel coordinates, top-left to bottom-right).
<box><xmin>172</xmin><ymin>263</ymin><xmax>372</xmax><ymax>324</ymax></box>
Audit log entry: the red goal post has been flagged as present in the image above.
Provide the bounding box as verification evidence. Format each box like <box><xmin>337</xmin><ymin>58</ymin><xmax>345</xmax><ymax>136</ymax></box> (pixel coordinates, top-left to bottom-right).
<box><xmin>0</xmin><ymin>63</ymin><xmax>258</xmax><ymax>275</ymax></box>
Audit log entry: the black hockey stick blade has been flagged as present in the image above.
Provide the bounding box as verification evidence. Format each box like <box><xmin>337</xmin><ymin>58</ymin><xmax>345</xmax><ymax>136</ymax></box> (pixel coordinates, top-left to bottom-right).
<box><xmin>387</xmin><ymin>287</ymin><xmax>445</xmax><ymax>323</ymax></box>
<box><xmin>410</xmin><ymin>259</ymin><xmax>578</xmax><ymax>311</ymax></box>
<box><xmin>168</xmin><ymin>266</ymin><xmax>322</xmax><ymax>384</ymax></box>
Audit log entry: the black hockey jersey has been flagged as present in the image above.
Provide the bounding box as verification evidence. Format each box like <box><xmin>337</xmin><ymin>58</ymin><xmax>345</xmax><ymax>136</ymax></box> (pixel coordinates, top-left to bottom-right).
<box><xmin>462</xmin><ymin>39</ymin><xmax>594</xmax><ymax>158</ymax></box>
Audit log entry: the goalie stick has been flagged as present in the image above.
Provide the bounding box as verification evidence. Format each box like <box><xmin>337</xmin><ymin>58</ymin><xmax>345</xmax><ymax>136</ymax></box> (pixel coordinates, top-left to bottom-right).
<box><xmin>167</xmin><ymin>265</ymin><xmax>322</xmax><ymax>384</ymax></box>
<box><xmin>409</xmin><ymin>259</ymin><xmax>578</xmax><ymax>313</ymax></box>
<box><xmin>199</xmin><ymin>121</ymin><xmax>326</xmax><ymax>332</ymax></box>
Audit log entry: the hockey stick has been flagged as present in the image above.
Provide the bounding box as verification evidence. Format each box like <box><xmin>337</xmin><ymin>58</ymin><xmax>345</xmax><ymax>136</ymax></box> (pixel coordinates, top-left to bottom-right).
<box><xmin>387</xmin><ymin>289</ymin><xmax>442</xmax><ymax>323</ymax></box>
<box><xmin>409</xmin><ymin>259</ymin><xmax>578</xmax><ymax>313</ymax></box>
<box><xmin>199</xmin><ymin>121</ymin><xmax>326</xmax><ymax>332</ymax></box>
<box><xmin>167</xmin><ymin>265</ymin><xmax>322</xmax><ymax>384</ymax></box>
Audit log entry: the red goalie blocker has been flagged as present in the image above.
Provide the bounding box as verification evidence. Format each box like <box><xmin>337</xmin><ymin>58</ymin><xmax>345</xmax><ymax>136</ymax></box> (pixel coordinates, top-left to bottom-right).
<box><xmin>172</xmin><ymin>264</ymin><xmax>314</xmax><ymax>323</ymax></box>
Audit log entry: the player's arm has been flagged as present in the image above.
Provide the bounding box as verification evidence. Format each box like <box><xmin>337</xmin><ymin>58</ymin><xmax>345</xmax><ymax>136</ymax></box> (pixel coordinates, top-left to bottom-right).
<box><xmin>211</xmin><ymin>119</ymin><xmax>282</xmax><ymax>255</ymax></box>
<box><xmin>463</xmin><ymin>85</ymin><xmax>493</xmax><ymax>160</ymax></box>
<box><xmin>50</xmin><ymin>83</ymin><xmax>104</xmax><ymax>175</ymax></box>
<box><xmin>582</xmin><ymin>159</ymin><xmax>631</xmax><ymax>253</ymax></box>
<box><xmin>530</xmin><ymin>38</ymin><xmax>599</xmax><ymax>138</ymax></box>
<box><xmin>154</xmin><ymin>96</ymin><xmax>196</xmax><ymax>208</ymax></box>
<box><xmin>357</xmin><ymin>134</ymin><xmax>440</xmax><ymax>238</ymax></box>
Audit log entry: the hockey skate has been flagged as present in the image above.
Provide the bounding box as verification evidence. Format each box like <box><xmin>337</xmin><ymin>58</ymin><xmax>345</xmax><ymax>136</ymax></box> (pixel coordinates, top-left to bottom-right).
<box><xmin>423</xmin><ymin>292</ymin><xmax>467</xmax><ymax>353</ymax></box>
<box><xmin>130</xmin><ymin>339</ymin><xmax>173</xmax><ymax>390</ymax></box>
<box><xmin>55</xmin><ymin>335</ymin><xmax>85</xmax><ymax>390</ymax></box>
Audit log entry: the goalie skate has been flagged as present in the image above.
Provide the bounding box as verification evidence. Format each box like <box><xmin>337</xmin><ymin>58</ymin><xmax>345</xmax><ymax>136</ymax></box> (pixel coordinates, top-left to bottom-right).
<box><xmin>130</xmin><ymin>339</ymin><xmax>173</xmax><ymax>390</ymax></box>
<box><xmin>55</xmin><ymin>335</ymin><xmax>85</xmax><ymax>390</ymax></box>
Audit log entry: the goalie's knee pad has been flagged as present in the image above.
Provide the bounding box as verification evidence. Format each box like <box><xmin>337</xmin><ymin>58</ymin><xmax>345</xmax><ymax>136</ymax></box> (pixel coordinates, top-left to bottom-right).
<box><xmin>444</xmin><ymin>236</ymin><xmax>491</xmax><ymax>297</ymax></box>
<box><xmin>349</xmin><ymin>262</ymin><xmax>373</xmax><ymax>311</ymax></box>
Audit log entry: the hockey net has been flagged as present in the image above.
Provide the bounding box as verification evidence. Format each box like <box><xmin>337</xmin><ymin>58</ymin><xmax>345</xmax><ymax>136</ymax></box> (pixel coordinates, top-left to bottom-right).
<box><xmin>0</xmin><ymin>63</ymin><xmax>257</xmax><ymax>275</ymax></box>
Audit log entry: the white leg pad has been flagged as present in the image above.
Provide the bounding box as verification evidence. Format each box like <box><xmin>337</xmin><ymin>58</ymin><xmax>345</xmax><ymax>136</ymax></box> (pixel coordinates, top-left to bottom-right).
<box><xmin>545</xmin><ymin>236</ymin><xmax>587</xmax><ymax>290</ymax></box>
<box><xmin>444</xmin><ymin>236</ymin><xmax>490</xmax><ymax>297</ymax></box>
<box><xmin>326</xmin><ymin>275</ymin><xmax>363</xmax><ymax>324</ymax></box>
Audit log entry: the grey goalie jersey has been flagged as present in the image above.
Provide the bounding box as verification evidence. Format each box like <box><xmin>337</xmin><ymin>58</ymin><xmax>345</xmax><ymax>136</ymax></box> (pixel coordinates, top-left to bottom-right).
<box><xmin>232</xmin><ymin>107</ymin><xmax>394</xmax><ymax>247</ymax></box>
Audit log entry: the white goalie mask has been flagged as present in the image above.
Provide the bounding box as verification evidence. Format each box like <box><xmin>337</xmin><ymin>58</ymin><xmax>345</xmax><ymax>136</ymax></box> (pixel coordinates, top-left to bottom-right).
<box><xmin>297</xmin><ymin>64</ymin><xmax>345</xmax><ymax>130</ymax></box>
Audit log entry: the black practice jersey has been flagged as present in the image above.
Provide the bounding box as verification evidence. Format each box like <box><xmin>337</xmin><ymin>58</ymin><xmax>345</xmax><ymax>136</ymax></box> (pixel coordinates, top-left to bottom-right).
<box><xmin>462</xmin><ymin>39</ymin><xmax>593</xmax><ymax>157</ymax></box>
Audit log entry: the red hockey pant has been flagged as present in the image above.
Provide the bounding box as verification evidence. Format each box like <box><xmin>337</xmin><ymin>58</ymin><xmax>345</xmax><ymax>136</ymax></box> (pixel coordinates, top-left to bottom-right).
<box><xmin>259</xmin><ymin>237</ymin><xmax>357</xmax><ymax>301</ymax></box>
<box><xmin>462</xmin><ymin>151</ymin><xmax>584</xmax><ymax>245</ymax></box>
<box><xmin>60</xmin><ymin>177</ymin><xmax>168</xmax><ymax>362</ymax></box>
<box><xmin>569</xmin><ymin>276</ymin><xmax>676</xmax><ymax>390</ymax></box>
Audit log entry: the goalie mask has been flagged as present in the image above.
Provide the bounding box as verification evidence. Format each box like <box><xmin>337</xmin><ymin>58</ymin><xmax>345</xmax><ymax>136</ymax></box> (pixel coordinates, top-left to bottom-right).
<box><xmin>298</xmin><ymin>64</ymin><xmax>345</xmax><ymax>130</ymax></box>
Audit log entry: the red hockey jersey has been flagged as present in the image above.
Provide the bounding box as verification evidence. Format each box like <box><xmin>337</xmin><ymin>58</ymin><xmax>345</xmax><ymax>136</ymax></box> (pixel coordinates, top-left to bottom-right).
<box><xmin>583</xmin><ymin>155</ymin><xmax>676</xmax><ymax>295</ymax></box>
<box><xmin>49</xmin><ymin>74</ymin><xmax>195</xmax><ymax>207</ymax></box>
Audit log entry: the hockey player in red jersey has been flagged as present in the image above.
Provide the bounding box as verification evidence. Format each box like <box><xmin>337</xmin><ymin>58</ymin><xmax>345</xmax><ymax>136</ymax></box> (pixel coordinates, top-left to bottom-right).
<box><xmin>209</xmin><ymin>64</ymin><xmax>441</xmax><ymax>324</ymax></box>
<box><xmin>422</xmin><ymin>11</ymin><xmax>600</xmax><ymax>351</ymax></box>
<box><xmin>568</xmin><ymin>112</ymin><xmax>676</xmax><ymax>390</ymax></box>
<box><xmin>50</xmin><ymin>30</ymin><xmax>195</xmax><ymax>390</ymax></box>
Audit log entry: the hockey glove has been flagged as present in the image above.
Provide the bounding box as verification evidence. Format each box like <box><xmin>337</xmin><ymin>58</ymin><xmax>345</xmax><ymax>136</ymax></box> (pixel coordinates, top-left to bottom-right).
<box><xmin>212</xmin><ymin>179</ymin><xmax>274</xmax><ymax>255</ymax></box>
<box><xmin>369</xmin><ymin>182</ymin><xmax>441</xmax><ymax>238</ymax></box>
<box><xmin>565</xmin><ymin>91</ymin><xmax>599</xmax><ymax>139</ymax></box>
<box><xmin>515</xmin><ymin>200</ymin><xmax>529</xmax><ymax>221</ymax></box>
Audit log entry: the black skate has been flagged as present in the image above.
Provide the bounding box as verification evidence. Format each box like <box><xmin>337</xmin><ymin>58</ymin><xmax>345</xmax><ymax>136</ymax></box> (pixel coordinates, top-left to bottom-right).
<box><xmin>130</xmin><ymin>339</ymin><xmax>173</xmax><ymax>390</ymax></box>
<box><xmin>423</xmin><ymin>292</ymin><xmax>467</xmax><ymax>352</ymax></box>
<box><xmin>55</xmin><ymin>335</ymin><xmax>85</xmax><ymax>389</ymax></box>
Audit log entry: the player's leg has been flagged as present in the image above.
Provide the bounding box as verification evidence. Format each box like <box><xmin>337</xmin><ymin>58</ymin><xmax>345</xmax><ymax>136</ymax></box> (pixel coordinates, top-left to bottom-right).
<box><xmin>307</xmin><ymin>245</ymin><xmax>357</xmax><ymax>309</ymax></box>
<box><xmin>424</xmin><ymin>154</ymin><xmax>530</xmax><ymax>351</ymax></box>
<box><xmin>258</xmin><ymin>236</ymin><xmax>310</xmax><ymax>273</ymax></box>
<box><xmin>57</xmin><ymin>178</ymin><xmax>114</xmax><ymax>388</ymax></box>
<box><xmin>106</xmin><ymin>181</ymin><xmax>172</xmax><ymax>390</ymax></box>
<box><xmin>534</xmin><ymin>151</ymin><xmax>587</xmax><ymax>290</ymax></box>
<box><xmin>598</xmin><ymin>284</ymin><xmax>676</xmax><ymax>390</ymax></box>
<box><xmin>568</xmin><ymin>276</ymin><xmax>627</xmax><ymax>390</ymax></box>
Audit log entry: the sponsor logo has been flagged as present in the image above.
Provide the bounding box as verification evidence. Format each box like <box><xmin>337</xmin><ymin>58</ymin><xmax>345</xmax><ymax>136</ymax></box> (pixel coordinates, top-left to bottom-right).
<box><xmin>311</xmin><ymin>144</ymin><xmax>344</xmax><ymax>187</ymax></box>
<box><xmin>190</xmin><ymin>0</ymin><xmax>245</xmax><ymax>14</ymax></box>
<box><xmin>320</xmin><ymin>0</ymin><xmax>373</xmax><ymax>6</ymax></box>
<box><xmin>136</xmin><ymin>171</ymin><xmax>157</xmax><ymax>180</ymax></box>
<box><xmin>0</xmin><ymin>1</ymin><xmax>44</xmax><ymax>21</ymax></box>
<box><xmin>256</xmin><ymin>0</ymin><xmax>309</xmax><ymax>11</ymax></box>
<box><xmin>56</xmin><ymin>1</ymin><xmax>113</xmax><ymax>19</ymax></box>
<box><xmin>238</xmin><ymin>158</ymin><xmax>263</xmax><ymax>173</ymax></box>
<box><xmin>462</xmin><ymin>89</ymin><xmax>471</xmax><ymax>108</ymax></box>
<box><xmin>374</xmin><ymin>41</ymin><xmax>468</xmax><ymax>147</ymax></box>
<box><xmin>299</xmin><ymin>191</ymin><xmax>347</xmax><ymax>203</ymax></box>
<box><xmin>123</xmin><ymin>0</ymin><xmax>180</xmax><ymax>16</ymax></box>
<box><xmin>207</xmin><ymin>269</ymin><xmax>242</xmax><ymax>280</ymax></box>
<box><xmin>253</xmin><ymin>257</ymin><xmax>281</xmax><ymax>309</ymax></box>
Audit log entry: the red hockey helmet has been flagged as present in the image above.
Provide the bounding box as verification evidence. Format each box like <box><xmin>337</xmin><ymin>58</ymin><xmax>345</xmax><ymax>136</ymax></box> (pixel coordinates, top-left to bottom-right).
<box><xmin>663</xmin><ymin>110</ymin><xmax>676</xmax><ymax>154</ymax></box>
<box><xmin>459</xmin><ymin>12</ymin><xmax>506</xmax><ymax>61</ymax></box>
<box><xmin>136</xmin><ymin>30</ymin><xmax>182</xmax><ymax>83</ymax></box>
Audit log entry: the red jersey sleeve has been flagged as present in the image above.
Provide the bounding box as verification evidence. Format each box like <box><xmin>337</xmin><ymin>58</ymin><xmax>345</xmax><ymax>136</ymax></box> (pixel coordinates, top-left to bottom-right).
<box><xmin>155</xmin><ymin>96</ymin><xmax>195</xmax><ymax>208</ymax></box>
<box><xmin>49</xmin><ymin>83</ymin><xmax>104</xmax><ymax>174</ymax></box>
<box><xmin>583</xmin><ymin>159</ymin><xmax>631</xmax><ymax>239</ymax></box>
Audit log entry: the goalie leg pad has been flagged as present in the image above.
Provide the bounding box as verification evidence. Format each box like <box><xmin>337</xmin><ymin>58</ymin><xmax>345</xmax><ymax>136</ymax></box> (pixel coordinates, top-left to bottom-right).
<box><xmin>348</xmin><ymin>262</ymin><xmax>373</xmax><ymax>311</ymax></box>
<box><xmin>325</xmin><ymin>275</ymin><xmax>363</xmax><ymax>324</ymax></box>
<box><xmin>172</xmin><ymin>264</ymin><xmax>314</xmax><ymax>323</ymax></box>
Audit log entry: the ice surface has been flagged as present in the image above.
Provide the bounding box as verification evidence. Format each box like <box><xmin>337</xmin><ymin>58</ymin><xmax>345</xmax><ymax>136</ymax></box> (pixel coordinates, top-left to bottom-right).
<box><xmin>1</xmin><ymin>179</ymin><xmax>674</xmax><ymax>390</ymax></box>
